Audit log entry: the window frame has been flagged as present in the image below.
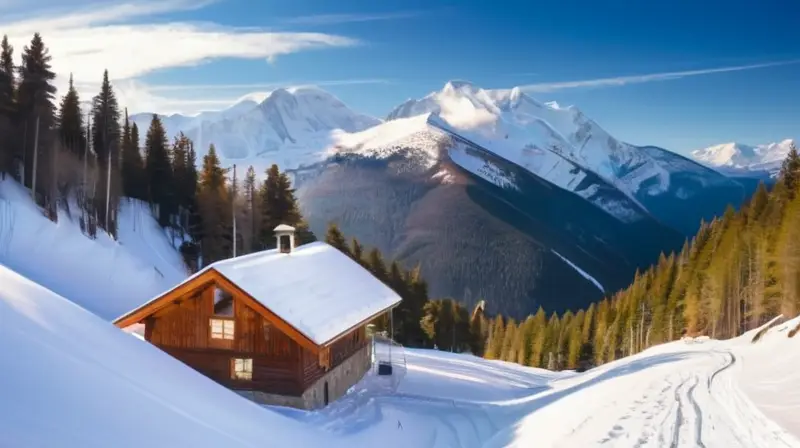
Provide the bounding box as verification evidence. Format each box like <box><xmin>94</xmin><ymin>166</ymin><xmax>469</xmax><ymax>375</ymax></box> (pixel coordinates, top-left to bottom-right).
<box><xmin>231</xmin><ymin>358</ymin><xmax>253</xmax><ymax>381</ymax></box>
<box><xmin>210</xmin><ymin>318</ymin><xmax>235</xmax><ymax>340</ymax></box>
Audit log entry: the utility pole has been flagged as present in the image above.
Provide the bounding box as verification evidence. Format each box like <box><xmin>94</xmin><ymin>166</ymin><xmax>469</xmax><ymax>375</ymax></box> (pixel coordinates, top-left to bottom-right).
<box><xmin>103</xmin><ymin>103</ymin><xmax>111</xmax><ymax>234</ymax></box>
<box><xmin>31</xmin><ymin>115</ymin><xmax>40</xmax><ymax>202</ymax></box>
<box><xmin>232</xmin><ymin>164</ymin><xmax>237</xmax><ymax>258</ymax></box>
<box><xmin>83</xmin><ymin>111</ymin><xmax>89</xmax><ymax>194</ymax></box>
<box><xmin>105</xmin><ymin>145</ymin><xmax>111</xmax><ymax>231</ymax></box>
<box><xmin>21</xmin><ymin>121</ymin><xmax>27</xmax><ymax>187</ymax></box>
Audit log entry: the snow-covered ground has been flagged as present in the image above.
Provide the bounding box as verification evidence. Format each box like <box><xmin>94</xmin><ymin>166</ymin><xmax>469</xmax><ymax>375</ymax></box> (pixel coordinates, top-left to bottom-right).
<box><xmin>1</xmin><ymin>214</ymin><xmax>798</xmax><ymax>447</ymax></box>
<box><xmin>2</xmin><ymin>256</ymin><xmax>799</xmax><ymax>448</ymax></box>
<box><xmin>0</xmin><ymin>177</ymin><xmax>187</xmax><ymax>320</ymax></box>
<box><xmin>275</xmin><ymin>319</ymin><xmax>800</xmax><ymax>448</ymax></box>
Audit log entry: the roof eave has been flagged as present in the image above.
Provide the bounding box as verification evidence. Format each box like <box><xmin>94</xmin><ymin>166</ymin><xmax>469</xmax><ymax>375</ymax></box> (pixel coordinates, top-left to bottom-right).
<box><xmin>319</xmin><ymin>297</ymin><xmax>402</xmax><ymax>347</ymax></box>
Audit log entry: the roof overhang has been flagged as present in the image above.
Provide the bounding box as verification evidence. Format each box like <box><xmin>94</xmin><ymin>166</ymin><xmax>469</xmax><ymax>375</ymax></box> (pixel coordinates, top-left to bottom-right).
<box><xmin>114</xmin><ymin>268</ymin><xmax>401</xmax><ymax>354</ymax></box>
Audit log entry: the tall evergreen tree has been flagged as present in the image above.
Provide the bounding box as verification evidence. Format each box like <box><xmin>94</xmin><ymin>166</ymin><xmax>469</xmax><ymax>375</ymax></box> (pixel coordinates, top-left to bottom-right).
<box><xmin>259</xmin><ymin>164</ymin><xmax>315</xmax><ymax>248</ymax></box>
<box><xmin>0</xmin><ymin>35</ymin><xmax>15</xmax><ymax>177</ymax></box>
<box><xmin>144</xmin><ymin>114</ymin><xmax>173</xmax><ymax>226</ymax></box>
<box><xmin>56</xmin><ymin>74</ymin><xmax>84</xmax><ymax>159</ymax></box>
<box><xmin>120</xmin><ymin>109</ymin><xmax>144</xmax><ymax>199</ymax></box>
<box><xmin>324</xmin><ymin>222</ymin><xmax>350</xmax><ymax>255</ymax></box>
<box><xmin>781</xmin><ymin>143</ymin><xmax>800</xmax><ymax>198</ymax></box>
<box><xmin>16</xmin><ymin>33</ymin><xmax>57</xmax><ymax>197</ymax></box>
<box><xmin>90</xmin><ymin>70</ymin><xmax>122</xmax><ymax>233</ymax></box>
<box><xmin>242</xmin><ymin>165</ymin><xmax>259</xmax><ymax>251</ymax></box>
<box><xmin>196</xmin><ymin>144</ymin><xmax>231</xmax><ymax>263</ymax></box>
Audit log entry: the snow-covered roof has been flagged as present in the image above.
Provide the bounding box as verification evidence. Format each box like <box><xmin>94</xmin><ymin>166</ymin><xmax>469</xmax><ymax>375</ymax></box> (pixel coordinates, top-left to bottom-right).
<box><xmin>117</xmin><ymin>242</ymin><xmax>402</xmax><ymax>346</ymax></box>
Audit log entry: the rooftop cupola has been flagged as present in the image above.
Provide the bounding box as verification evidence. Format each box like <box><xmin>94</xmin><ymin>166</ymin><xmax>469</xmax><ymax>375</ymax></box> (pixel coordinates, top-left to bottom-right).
<box><xmin>274</xmin><ymin>224</ymin><xmax>296</xmax><ymax>254</ymax></box>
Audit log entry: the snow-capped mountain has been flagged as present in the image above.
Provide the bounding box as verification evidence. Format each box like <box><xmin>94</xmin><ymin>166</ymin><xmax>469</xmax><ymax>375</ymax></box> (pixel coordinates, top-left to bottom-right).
<box><xmin>692</xmin><ymin>139</ymin><xmax>796</xmax><ymax>175</ymax></box>
<box><xmin>380</xmin><ymin>80</ymin><xmax>747</xmax><ymax>234</ymax></box>
<box><xmin>131</xmin><ymin>87</ymin><xmax>380</xmax><ymax>172</ymax></box>
<box><xmin>388</xmin><ymin>80</ymin><xmax>727</xmax><ymax>200</ymax></box>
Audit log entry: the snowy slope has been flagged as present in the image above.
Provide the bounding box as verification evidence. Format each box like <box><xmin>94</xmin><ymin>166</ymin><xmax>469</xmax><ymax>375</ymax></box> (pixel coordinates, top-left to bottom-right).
<box><xmin>268</xmin><ymin>317</ymin><xmax>800</xmax><ymax>448</ymax></box>
<box><xmin>0</xmin><ymin>264</ymin><xmax>326</xmax><ymax>448</ymax></box>
<box><xmin>132</xmin><ymin>87</ymin><xmax>380</xmax><ymax>174</ymax></box>
<box><xmin>4</xmin><ymin>248</ymin><xmax>798</xmax><ymax>447</ymax></box>
<box><xmin>692</xmin><ymin>139</ymin><xmax>795</xmax><ymax>174</ymax></box>
<box><xmin>0</xmin><ymin>177</ymin><xmax>187</xmax><ymax>320</ymax></box>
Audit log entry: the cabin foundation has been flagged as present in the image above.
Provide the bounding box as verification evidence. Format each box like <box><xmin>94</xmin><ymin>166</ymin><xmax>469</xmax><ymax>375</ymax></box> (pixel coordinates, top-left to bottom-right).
<box><xmin>236</xmin><ymin>344</ymin><xmax>372</xmax><ymax>410</ymax></box>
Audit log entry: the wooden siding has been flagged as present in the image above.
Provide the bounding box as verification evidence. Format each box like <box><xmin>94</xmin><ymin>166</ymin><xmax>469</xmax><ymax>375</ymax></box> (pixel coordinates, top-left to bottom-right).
<box><xmin>146</xmin><ymin>282</ymin><xmax>305</xmax><ymax>396</ymax></box>
<box><xmin>160</xmin><ymin>347</ymin><xmax>303</xmax><ymax>395</ymax></box>
<box><xmin>301</xmin><ymin>325</ymin><xmax>368</xmax><ymax>389</ymax></box>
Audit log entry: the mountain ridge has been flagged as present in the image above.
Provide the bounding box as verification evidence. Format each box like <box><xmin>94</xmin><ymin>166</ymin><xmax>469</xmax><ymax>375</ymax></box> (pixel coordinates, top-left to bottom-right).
<box><xmin>691</xmin><ymin>139</ymin><xmax>795</xmax><ymax>176</ymax></box>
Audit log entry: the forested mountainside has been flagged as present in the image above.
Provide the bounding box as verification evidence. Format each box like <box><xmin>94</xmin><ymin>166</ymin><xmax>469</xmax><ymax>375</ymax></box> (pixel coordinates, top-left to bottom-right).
<box><xmin>408</xmin><ymin>146</ymin><xmax>800</xmax><ymax>372</ymax></box>
<box><xmin>0</xmin><ymin>33</ymin><xmax>317</xmax><ymax>282</ymax></box>
<box><xmin>294</xmin><ymin>131</ymin><xmax>683</xmax><ymax>318</ymax></box>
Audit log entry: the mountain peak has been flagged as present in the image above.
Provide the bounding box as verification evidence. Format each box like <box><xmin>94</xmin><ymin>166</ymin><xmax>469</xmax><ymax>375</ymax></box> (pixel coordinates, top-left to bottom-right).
<box><xmin>692</xmin><ymin>139</ymin><xmax>794</xmax><ymax>171</ymax></box>
<box><xmin>443</xmin><ymin>79</ymin><xmax>479</xmax><ymax>92</ymax></box>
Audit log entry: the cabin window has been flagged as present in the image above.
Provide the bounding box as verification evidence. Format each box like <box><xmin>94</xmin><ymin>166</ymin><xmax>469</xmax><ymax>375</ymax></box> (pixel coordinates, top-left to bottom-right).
<box><xmin>231</xmin><ymin>358</ymin><xmax>253</xmax><ymax>381</ymax></box>
<box><xmin>210</xmin><ymin>318</ymin><xmax>235</xmax><ymax>340</ymax></box>
<box><xmin>213</xmin><ymin>286</ymin><xmax>234</xmax><ymax>316</ymax></box>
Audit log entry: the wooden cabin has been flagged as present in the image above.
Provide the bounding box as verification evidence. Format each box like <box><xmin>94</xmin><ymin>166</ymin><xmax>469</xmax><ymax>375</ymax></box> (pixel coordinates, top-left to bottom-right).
<box><xmin>114</xmin><ymin>225</ymin><xmax>402</xmax><ymax>410</ymax></box>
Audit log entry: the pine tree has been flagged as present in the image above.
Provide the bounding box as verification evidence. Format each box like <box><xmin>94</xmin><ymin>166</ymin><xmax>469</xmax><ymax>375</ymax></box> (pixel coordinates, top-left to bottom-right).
<box><xmin>196</xmin><ymin>144</ymin><xmax>231</xmax><ymax>263</ymax></box>
<box><xmin>529</xmin><ymin>307</ymin><xmax>547</xmax><ymax>367</ymax></box>
<box><xmin>56</xmin><ymin>74</ymin><xmax>84</xmax><ymax>159</ymax></box>
<box><xmin>242</xmin><ymin>165</ymin><xmax>259</xmax><ymax>251</ymax></box>
<box><xmin>0</xmin><ymin>35</ymin><xmax>15</xmax><ymax>177</ymax></box>
<box><xmin>325</xmin><ymin>222</ymin><xmax>350</xmax><ymax>255</ymax></box>
<box><xmin>350</xmin><ymin>237</ymin><xmax>364</xmax><ymax>265</ymax></box>
<box><xmin>780</xmin><ymin>143</ymin><xmax>800</xmax><ymax>198</ymax></box>
<box><xmin>484</xmin><ymin>315</ymin><xmax>505</xmax><ymax>359</ymax></box>
<box><xmin>131</xmin><ymin>123</ymin><xmax>142</xmax><ymax>182</ymax></box>
<box><xmin>469</xmin><ymin>301</ymin><xmax>487</xmax><ymax>356</ymax></box>
<box><xmin>120</xmin><ymin>109</ymin><xmax>144</xmax><ymax>200</ymax></box>
<box><xmin>259</xmin><ymin>164</ymin><xmax>315</xmax><ymax>248</ymax></box>
<box><xmin>90</xmin><ymin>70</ymin><xmax>122</xmax><ymax>234</ymax></box>
<box><xmin>144</xmin><ymin>114</ymin><xmax>173</xmax><ymax>226</ymax></box>
<box><xmin>16</xmin><ymin>33</ymin><xmax>57</xmax><ymax>198</ymax></box>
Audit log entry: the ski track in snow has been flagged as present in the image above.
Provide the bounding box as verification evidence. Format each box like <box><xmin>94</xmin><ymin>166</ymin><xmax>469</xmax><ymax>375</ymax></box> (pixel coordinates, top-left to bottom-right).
<box><xmin>266</xmin><ymin>329</ymin><xmax>800</xmax><ymax>448</ymax></box>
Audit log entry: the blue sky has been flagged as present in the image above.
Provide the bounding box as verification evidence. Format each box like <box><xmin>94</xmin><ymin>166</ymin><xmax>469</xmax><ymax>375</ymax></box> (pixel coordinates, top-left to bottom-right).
<box><xmin>2</xmin><ymin>0</ymin><xmax>798</xmax><ymax>154</ymax></box>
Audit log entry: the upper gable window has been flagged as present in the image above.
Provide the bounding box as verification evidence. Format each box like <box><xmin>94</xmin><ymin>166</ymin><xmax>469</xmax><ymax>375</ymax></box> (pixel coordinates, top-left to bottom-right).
<box><xmin>213</xmin><ymin>286</ymin><xmax>234</xmax><ymax>316</ymax></box>
<box><xmin>210</xmin><ymin>319</ymin><xmax>235</xmax><ymax>340</ymax></box>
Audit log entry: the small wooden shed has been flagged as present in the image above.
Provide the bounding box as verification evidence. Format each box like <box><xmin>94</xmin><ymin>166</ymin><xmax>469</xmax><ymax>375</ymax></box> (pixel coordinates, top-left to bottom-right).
<box><xmin>114</xmin><ymin>225</ymin><xmax>402</xmax><ymax>409</ymax></box>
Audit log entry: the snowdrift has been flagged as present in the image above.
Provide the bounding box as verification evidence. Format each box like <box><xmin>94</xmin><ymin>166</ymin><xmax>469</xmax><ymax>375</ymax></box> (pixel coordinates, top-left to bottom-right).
<box><xmin>0</xmin><ymin>265</ymin><xmax>326</xmax><ymax>448</ymax></box>
<box><xmin>0</xmin><ymin>177</ymin><xmax>188</xmax><ymax>320</ymax></box>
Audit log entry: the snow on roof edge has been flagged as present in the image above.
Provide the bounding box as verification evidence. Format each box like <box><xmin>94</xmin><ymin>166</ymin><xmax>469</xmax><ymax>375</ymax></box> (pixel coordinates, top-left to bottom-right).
<box><xmin>113</xmin><ymin>242</ymin><xmax>403</xmax><ymax>346</ymax></box>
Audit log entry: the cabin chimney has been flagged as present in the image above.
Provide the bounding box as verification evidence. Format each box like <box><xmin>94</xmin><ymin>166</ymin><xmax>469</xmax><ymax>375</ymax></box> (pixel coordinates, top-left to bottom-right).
<box><xmin>274</xmin><ymin>224</ymin><xmax>296</xmax><ymax>254</ymax></box>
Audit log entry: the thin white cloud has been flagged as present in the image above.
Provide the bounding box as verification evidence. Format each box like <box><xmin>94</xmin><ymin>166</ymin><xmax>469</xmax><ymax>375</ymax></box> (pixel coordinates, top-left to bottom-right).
<box><xmin>0</xmin><ymin>0</ymin><xmax>216</xmax><ymax>34</ymax></box>
<box><xmin>1</xmin><ymin>0</ymin><xmax>362</xmax><ymax>114</ymax></box>
<box><xmin>280</xmin><ymin>11</ymin><xmax>422</xmax><ymax>26</ymax></box>
<box><xmin>146</xmin><ymin>78</ymin><xmax>392</xmax><ymax>92</ymax></box>
<box><xmin>519</xmin><ymin>60</ymin><xmax>800</xmax><ymax>93</ymax></box>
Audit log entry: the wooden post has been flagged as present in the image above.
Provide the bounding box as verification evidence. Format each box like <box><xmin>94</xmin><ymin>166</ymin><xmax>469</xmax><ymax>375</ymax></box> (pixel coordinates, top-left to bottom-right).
<box><xmin>232</xmin><ymin>164</ymin><xmax>237</xmax><ymax>257</ymax></box>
